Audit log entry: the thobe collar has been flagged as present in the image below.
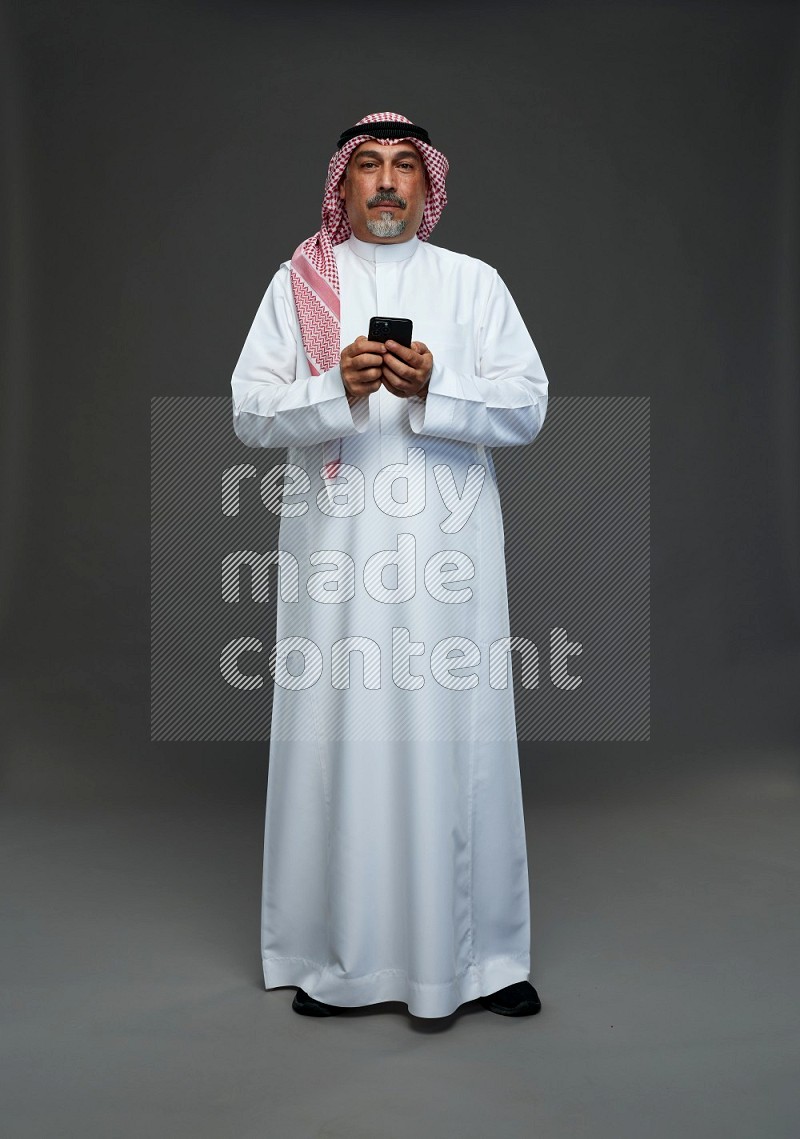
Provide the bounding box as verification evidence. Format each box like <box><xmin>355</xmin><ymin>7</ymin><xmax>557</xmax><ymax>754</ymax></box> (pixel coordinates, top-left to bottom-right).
<box><xmin>345</xmin><ymin>232</ymin><xmax>420</xmax><ymax>263</ymax></box>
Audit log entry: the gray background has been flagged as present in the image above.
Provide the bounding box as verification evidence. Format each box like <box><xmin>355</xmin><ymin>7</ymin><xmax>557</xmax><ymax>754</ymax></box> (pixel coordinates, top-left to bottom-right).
<box><xmin>1</xmin><ymin>1</ymin><xmax>798</xmax><ymax>1136</ymax></box>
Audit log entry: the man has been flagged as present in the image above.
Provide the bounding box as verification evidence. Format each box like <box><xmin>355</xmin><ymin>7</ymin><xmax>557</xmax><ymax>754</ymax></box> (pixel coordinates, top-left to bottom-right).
<box><xmin>231</xmin><ymin>112</ymin><xmax>549</xmax><ymax>1019</ymax></box>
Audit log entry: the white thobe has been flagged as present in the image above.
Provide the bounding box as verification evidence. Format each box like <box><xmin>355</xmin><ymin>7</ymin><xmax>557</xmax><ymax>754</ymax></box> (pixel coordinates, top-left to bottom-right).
<box><xmin>231</xmin><ymin>232</ymin><xmax>549</xmax><ymax>1017</ymax></box>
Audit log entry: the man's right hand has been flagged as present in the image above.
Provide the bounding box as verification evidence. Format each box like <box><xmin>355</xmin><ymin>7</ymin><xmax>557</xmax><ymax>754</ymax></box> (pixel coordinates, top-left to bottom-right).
<box><xmin>340</xmin><ymin>336</ymin><xmax>387</xmax><ymax>404</ymax></box>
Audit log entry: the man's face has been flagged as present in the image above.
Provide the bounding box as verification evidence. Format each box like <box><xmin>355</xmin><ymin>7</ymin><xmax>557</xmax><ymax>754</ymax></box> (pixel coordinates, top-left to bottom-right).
<box><xmin>338</xmin><ymin>141</ymin><xmax>428</xmax><ymax>243</ymax></box>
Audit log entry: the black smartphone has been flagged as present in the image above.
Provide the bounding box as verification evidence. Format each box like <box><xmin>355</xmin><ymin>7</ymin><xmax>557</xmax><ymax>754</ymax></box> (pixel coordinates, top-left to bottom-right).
<box><xmin>368</xmin><ymin>316</ymin><xmax>413</xmax><ymax>349</ymax></box>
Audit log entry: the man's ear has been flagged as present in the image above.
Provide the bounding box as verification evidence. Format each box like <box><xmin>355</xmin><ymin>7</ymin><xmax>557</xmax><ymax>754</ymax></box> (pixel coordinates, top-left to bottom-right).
<box><xmin>338</xmin><ymin>177</ymin><xmax>346</xmax><ymax>201</ymax></box>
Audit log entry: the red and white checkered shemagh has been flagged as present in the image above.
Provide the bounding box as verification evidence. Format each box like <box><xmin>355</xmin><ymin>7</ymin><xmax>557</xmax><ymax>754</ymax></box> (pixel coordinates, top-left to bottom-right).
<box><xmin>290</xmin><ymin>111</ymin><xmax>449</xmax><ymax>479</ymax></box>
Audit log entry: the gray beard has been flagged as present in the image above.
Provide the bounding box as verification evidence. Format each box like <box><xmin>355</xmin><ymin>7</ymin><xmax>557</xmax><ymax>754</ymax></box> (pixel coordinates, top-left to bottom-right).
<box><xmin>366</xmin><ymin>212</ymin><xmax>407</xmax><ymax>239</ymax></box>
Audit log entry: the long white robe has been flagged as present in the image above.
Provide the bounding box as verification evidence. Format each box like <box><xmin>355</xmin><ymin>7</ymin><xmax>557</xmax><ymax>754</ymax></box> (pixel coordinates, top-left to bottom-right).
<box><xmin>231</xmin><ymin>232</ymin><xmax>548</xmax><ymax>1017</ymax></box>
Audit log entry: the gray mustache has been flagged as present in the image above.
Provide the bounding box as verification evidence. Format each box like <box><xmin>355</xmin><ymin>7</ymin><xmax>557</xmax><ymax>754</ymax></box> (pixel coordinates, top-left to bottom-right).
<box><xmin>367</xmin><ymin>193</ymin><xmax>406</xmax><ymax>208</ymax></box>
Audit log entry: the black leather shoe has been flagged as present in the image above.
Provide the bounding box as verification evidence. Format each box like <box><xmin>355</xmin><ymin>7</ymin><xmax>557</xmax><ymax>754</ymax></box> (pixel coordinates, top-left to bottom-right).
<box><xmin>291</xmin><ymin>987</ymin><xmax>344</xmax><ymax>1016</ymax></box>
<box><xmin>479</xmin><ymin>980</ymin><xmax>542</xmax><ymax>1016</ymax></box>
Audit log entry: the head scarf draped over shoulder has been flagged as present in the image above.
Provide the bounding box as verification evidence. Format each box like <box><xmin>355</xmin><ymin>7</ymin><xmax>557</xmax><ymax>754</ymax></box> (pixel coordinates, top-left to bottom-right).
<box><xmin>289</xmin><ymin>112</ymin><xmax>449</xmax><ymax>479</ymax></box>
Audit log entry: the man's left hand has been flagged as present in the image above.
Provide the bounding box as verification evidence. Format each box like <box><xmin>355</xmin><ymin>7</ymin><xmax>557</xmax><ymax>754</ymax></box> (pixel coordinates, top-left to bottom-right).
<box><xmin>381</xmin><ymin>340</ymin><xmax>432</xmax><ymax>400</ymax></box>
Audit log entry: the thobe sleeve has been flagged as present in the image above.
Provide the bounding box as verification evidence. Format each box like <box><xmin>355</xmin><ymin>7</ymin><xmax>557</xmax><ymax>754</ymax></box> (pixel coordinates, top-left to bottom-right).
<box><xmin>407</xmin><ymin>270</ymin><xmax>548</xmax><ymax>447</ymax></box>
<box><xmin>231</xmin><ymin>266</ymin><xmax>370</xmax><ymax>447</ymax></box>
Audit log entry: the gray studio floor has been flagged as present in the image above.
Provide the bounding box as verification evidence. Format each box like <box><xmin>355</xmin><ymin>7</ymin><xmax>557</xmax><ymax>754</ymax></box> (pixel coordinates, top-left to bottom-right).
<box><xmin>1</xmin><ymin>699</ymin><xmax>798</xmax><ymax>1137</ymax></box>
